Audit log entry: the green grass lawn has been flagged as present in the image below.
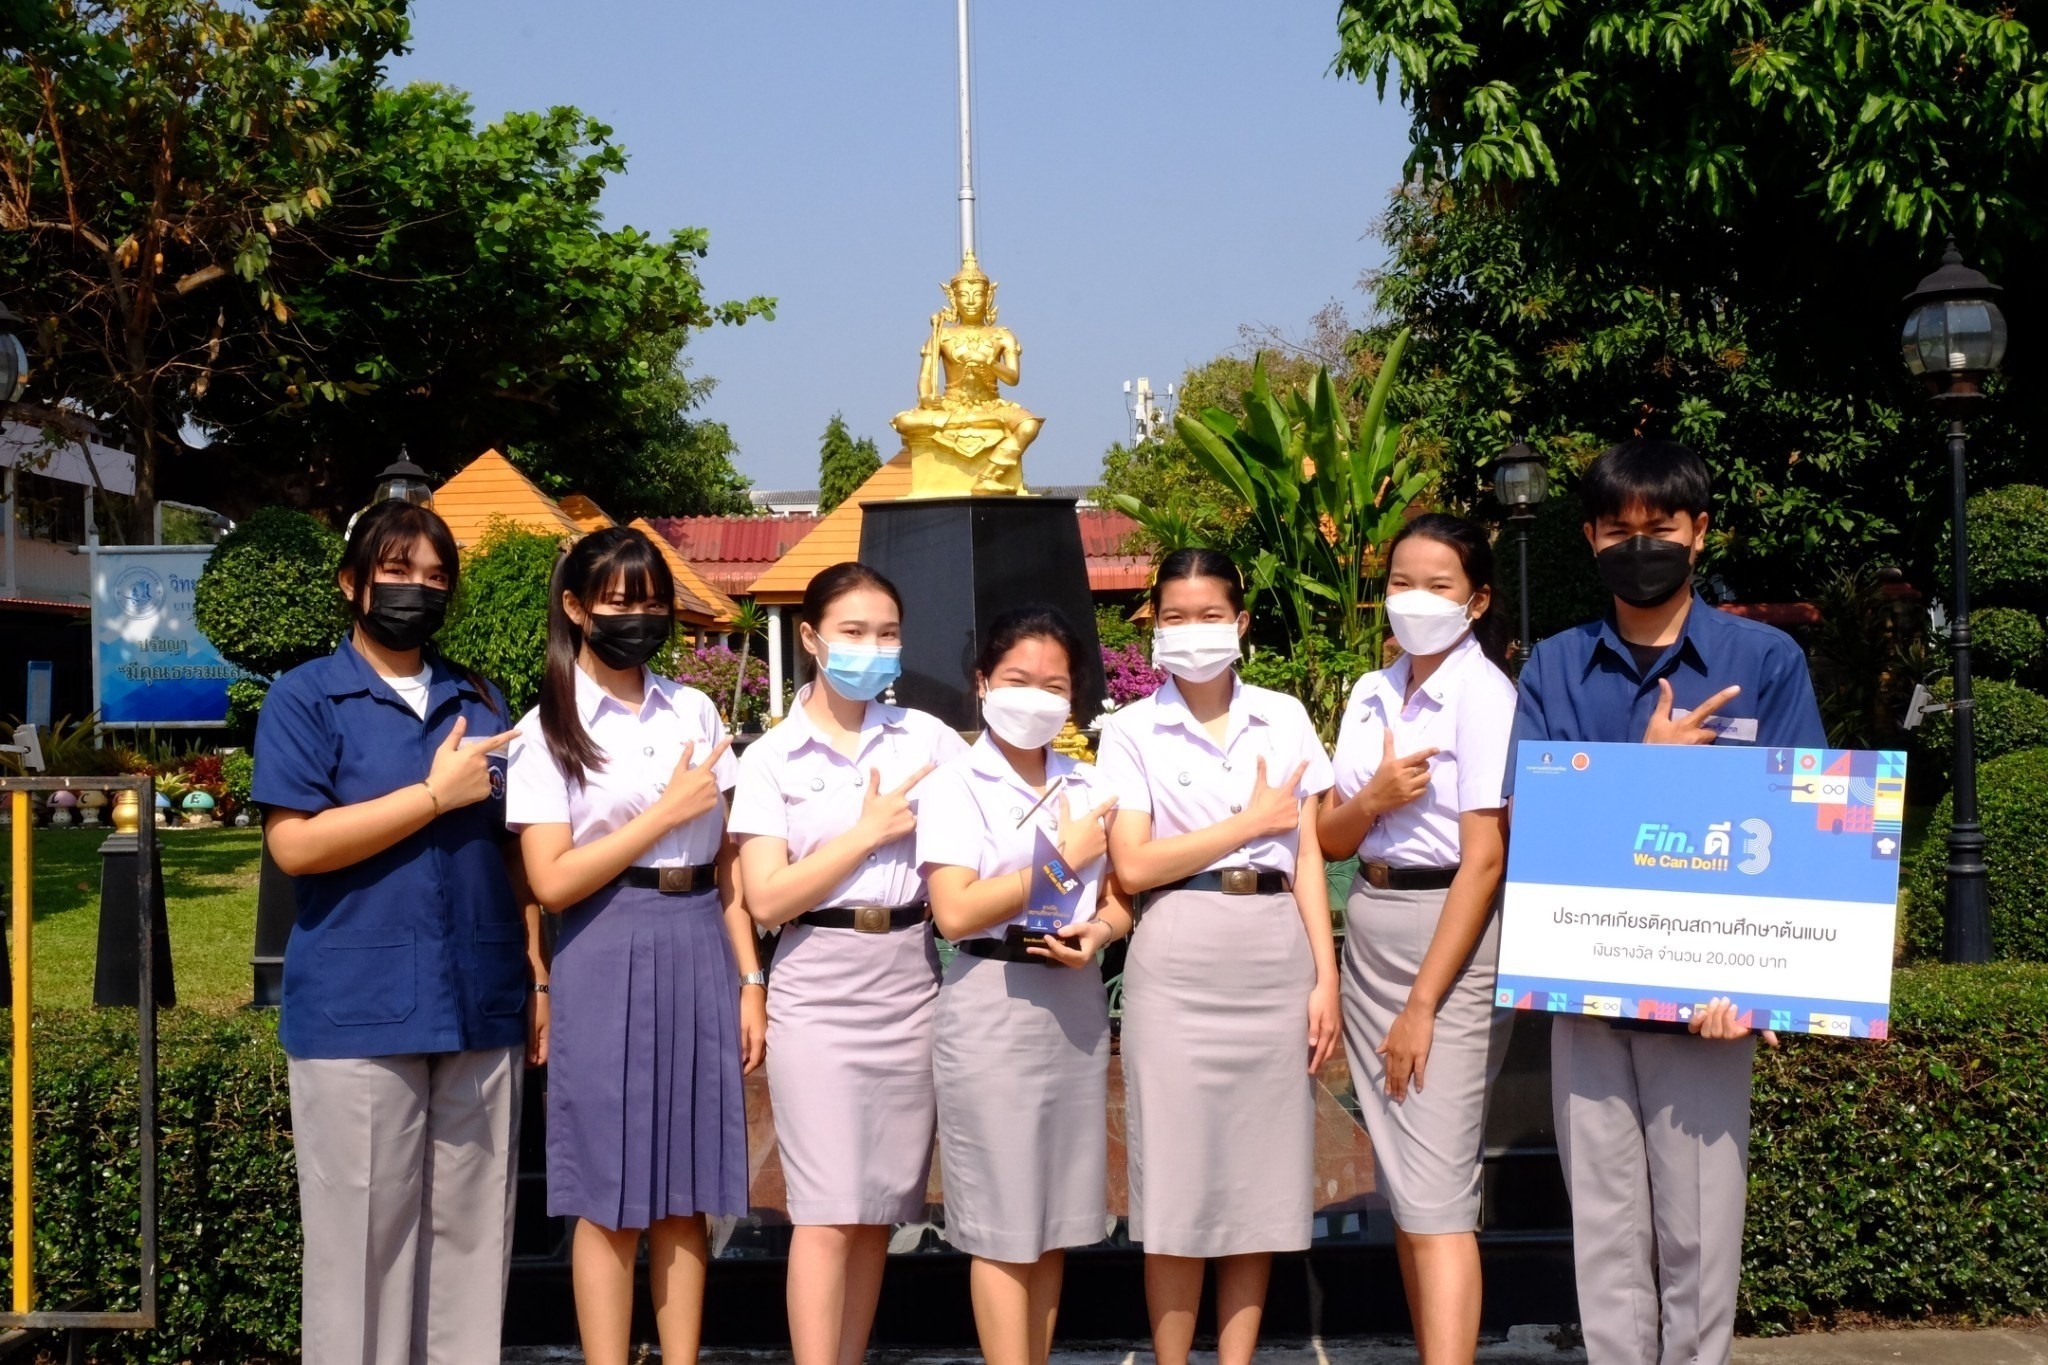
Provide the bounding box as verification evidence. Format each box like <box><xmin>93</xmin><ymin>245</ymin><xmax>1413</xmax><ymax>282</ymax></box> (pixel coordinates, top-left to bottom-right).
<box><xmin>3</xmin><ymin>825</ymin><xmax>262</xmax><ymax>1011</ymax></box>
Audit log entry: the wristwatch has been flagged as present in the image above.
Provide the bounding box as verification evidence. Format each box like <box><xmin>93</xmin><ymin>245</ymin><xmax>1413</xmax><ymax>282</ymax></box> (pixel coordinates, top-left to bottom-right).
<box><xmin>739</xmin><ymin>970</ymin><xmax>767</xmax><ymax>989</ymax></box>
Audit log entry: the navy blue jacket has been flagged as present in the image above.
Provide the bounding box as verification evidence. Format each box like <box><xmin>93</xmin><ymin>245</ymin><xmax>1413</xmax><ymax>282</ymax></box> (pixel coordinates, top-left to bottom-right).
<box><xmin>253</xmin><ymin>639</ymin><xmax>526</xmax><ymax>1059</ymax></box>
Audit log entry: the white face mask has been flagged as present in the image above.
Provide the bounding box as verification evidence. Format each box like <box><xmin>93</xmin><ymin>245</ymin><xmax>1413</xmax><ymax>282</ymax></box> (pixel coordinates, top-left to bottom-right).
<box><xmin>1152</xmin><ymin>622</ymin><xmax>1242</xmax><ymax>684</ymax></box>
<box><xmin>980</xmin><ymin>685</ymin><xmax>1071</xmax><ymax>750</ymax></box>
<box><xmin>1385</xmin><ymin>589</ymin><xmax>1474</xmax><ymax>657</ymax></box>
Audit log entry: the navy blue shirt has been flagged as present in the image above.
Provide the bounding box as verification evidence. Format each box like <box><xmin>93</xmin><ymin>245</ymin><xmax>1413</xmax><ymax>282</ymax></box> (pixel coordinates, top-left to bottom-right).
<box><xmin>1504</xmin><ymin>595</ymin><xmax>1827</xmax><ymax>798</ymax></box>
<box><xmin>253</xmin><ymin>639</ymin><xmax>527</xmax><ymax>1060</ymax></box>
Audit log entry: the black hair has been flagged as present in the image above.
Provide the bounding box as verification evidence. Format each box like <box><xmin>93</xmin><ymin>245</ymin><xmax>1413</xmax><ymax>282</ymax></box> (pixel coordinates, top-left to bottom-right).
<box><xmin>539</xmin><ymin>526</ymin><xmax>676</xmax><ymax>787</ymax></box>
<box><xmin>1149</xmin><ymin>546</ymin><xmax>1246</xmax><ymax>614</ymax></box>
<box><xmin>339</xmin><ymin>500</ymin><xmax>501</xmax><ymax>717</ymax></box>
<box><xmin>799</xmin><ymin>562</ymin><xmax>903</xmax><ymax>629</ymax></box>
<box><xmin>1580</xmin><ymin>437</ymin><xmax>1713</xmax><ymax>525</ymax></box>
<box><xmin>1387</xmin><ymin>512</ymin><xmax>1513</xmax><ymax>669</ymax></box>
<box><xmin>975</xmin><ymin>603</ymin><xmax>1086</xmax><ymax>695</ymax></box>
<box><xmin>795</xmin><ymin>562</ymin><xmax>903</xmax><ymax>681</ymax></box>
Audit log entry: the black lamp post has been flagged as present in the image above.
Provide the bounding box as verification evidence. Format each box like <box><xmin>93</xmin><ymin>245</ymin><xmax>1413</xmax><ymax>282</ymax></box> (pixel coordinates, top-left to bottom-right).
<box><xmin>1902</xmin><ymin>239</ymin><xmax>2008</xmax><ymax>964</ymax></box>
<box><xmin>372</xmin><ymin>447</ymin><xmax>435</xmax><ymax>507</ymax></box>
<box><xmin>1492</xmin><ymin>439</ymin><xmax>1549</xmax><ymax>656</ymax></box>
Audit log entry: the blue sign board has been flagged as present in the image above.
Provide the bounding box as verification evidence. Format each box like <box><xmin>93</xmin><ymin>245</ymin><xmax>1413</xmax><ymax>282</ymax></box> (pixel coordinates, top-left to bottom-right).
<box><xmin>1497</xmin><ymin>742</ymin><xmax>1902</xmax><ymax>1038</ymax></box>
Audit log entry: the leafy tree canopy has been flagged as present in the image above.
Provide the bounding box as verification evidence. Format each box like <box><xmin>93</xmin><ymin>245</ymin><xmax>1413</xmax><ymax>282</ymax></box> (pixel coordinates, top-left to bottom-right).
<box><xmin>0</xmin><ymin>0</ymin><xmax>772</xmax><ymax>535</ymax></box>
<box><xmin>816</xmin><ymin>412</ymin><xmax>881</xmax><ymax>516</ymax></box>
<box><xmin>1335</xmin><ymin>0</ymin><xmax>2047</xmax><ymax>597</ymax></box>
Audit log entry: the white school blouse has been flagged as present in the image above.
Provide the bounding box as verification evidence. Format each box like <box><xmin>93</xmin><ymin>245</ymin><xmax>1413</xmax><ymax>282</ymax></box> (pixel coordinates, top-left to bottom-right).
<box><xmin>1329</xmin><ymin>633</ymin><xmax>1517</xmax><ymax>869</ymax></box>
<box><xmin>1093</xmin><ymin>675</ymin><xmax>1335</xmax><ymax>876</ymax></box>
<box><xmin>504</xmin><ymin>667</ymin><xmax>737</xmax><ymax>866</ymax></box>
<box><xmin>914</xmin><ymin>734</ymin><xmax>1110</xmax><ymax>941</ymax></box>
<box><xmin>728</xmin><ymin>686</ymin><xmax>967</xmax><ymax>907</ymax></box>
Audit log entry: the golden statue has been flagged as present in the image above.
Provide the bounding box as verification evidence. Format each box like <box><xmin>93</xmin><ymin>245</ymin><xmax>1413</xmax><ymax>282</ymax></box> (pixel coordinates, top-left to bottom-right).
<box><xmin>891</xmin><ymin>252</ymin><xmax>1043</xmax><ymax>496</ymax></box>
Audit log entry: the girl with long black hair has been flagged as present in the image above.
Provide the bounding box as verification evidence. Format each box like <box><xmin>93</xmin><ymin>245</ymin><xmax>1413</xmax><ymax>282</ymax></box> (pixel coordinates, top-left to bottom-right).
<box><xmin>1317</xmin><ymin>512</ymin><xmax>1519</xmax><ymax>1365</ymax></box>
<box><xmin>254</xmin><ymin>498</ymin><xmax>540</xmax><ymax>1365</ymax></box>
<box><xmin>505</xmin><ymin>525</ymin><xmax>766</xmax><ymax>1365</ymax></box>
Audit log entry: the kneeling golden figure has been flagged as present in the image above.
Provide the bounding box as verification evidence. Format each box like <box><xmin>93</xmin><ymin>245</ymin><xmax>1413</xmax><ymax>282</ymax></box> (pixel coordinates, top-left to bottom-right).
<box><xmin>891</xmin><ymin>252</ymin><xmax>1043</xmax><ymax>496</ymax></box>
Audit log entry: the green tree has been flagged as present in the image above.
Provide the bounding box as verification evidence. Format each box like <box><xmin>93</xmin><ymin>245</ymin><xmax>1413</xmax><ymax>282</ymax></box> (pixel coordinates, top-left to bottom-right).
<box><xmin>1119</xmin><ymin>335</ymin><xmax>1429</xmax><ymax>735</ymax></box>
<box><xmin>437</xmin><ymin>517</ymin><xmax>563</xmax><ymax>715</ymax></box>
<box><xmin>1334</xmin><ymin>0</ymin><xmax>2047</xmax><ymax>597</ymax></box>
<box><xmin>193</xmin><ymin>507</ymin><xmax>346</xmax><ymax>678</ymax></box>
<box><xmin>1096</xmin><ymin>310</ymin><xmax>1381</xmax><ymax>555</ymax></box>
<box><xmin>1</xmin><ymin>3</ymin><xmax>772</xmax><ymax>532</ymax></box>
<box><xmin>816</xmin><ymin>413</ymin><xmax>881</xmax><ymax>515</ymax></box>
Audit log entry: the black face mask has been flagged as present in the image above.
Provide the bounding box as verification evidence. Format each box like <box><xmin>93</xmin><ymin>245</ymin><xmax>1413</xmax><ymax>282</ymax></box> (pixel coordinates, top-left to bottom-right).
<box><xmin>361</xmin><ymin>582</ymin><xmax>449</xmax><ymax>652</ymax></box>
<box><xmin>1595</xmin><ymin>535</ymin><xmax>1696</xmax><ymax>608</ymax></box>
<box><xmin>584</xmin><ymin>611</ymin><xmax>671</xmax><ymax>670</ymax></box>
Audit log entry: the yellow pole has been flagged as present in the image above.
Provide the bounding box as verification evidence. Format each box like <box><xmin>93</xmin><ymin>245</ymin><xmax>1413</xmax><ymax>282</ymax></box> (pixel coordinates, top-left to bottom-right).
<box><xmin>10</xmin><ymin>789</ymin><xmax>31</xmax><ymax>1315</ymax></box>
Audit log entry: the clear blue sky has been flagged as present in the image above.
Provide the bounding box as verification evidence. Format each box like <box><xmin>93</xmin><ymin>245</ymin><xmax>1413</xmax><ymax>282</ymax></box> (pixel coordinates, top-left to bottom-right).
<box><xmin>388</xmin><ymin>2</ymin><xmax>1412</xmax><ymax>493</ymax></box>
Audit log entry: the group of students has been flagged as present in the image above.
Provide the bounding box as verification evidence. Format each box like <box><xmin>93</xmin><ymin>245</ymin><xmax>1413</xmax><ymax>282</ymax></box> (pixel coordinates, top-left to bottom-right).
<box><xmin>254</xmin><ymin>436</ymin><xmax>1826</xmax><ymax>1365</ymax></box>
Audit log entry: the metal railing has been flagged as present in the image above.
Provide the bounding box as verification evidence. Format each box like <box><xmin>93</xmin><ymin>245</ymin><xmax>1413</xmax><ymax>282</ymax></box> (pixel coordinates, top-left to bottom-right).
<box><xmin>1</xmin><ymin>776</ymin><xmax>160</xmax><ymax>1335</ymax></box>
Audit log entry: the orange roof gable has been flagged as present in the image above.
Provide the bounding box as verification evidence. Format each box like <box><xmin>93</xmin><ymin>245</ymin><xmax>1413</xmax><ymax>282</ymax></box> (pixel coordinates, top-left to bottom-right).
<box><xmin>557</xmin><ymin>493</ymin><xmax>614</xmax><ymax>535</ymax></box>
<box><xmin>748</xmin><ymin>450</ymin><xmax>915</xmax><ymax>603</ymax></box>
<box><xmin>629</xmin><ymin>517</ymin><xmax>739</xmax><ymax>628</ymax></box>
<box><xmin>433</xmin><ymin>449</ymin><xmax>583</xmax><ymax>546</ymax></box>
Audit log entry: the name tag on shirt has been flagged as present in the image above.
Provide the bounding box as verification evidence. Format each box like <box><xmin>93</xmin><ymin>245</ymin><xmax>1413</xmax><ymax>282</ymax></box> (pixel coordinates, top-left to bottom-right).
<box><xmin>1672</xmin><ymin>709</ymin><xmax>1759</xmax><ymax>742</ymax></box>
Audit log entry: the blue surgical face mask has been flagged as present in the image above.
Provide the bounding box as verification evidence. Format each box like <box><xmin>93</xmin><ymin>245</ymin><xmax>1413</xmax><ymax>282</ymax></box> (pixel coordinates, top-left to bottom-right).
<box><xmin>821</xmin><ymin>642</ymin><xmax>902</xmax><ymax>702</ymax></box>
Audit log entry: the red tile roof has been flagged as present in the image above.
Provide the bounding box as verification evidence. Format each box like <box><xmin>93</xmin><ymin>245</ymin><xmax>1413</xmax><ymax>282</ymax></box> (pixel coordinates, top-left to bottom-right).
<box><xmin>648</xmin><ymin>503</ymin><xmax>1148</xmax><ymax>600</ymax></box>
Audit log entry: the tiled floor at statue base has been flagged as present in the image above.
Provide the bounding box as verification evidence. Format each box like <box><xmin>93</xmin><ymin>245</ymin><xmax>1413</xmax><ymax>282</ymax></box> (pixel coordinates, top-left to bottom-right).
<box><xmin>503</xmin><ymin>1325</ymin><xmax>2048</xmax><ymax>1365</ymax></box>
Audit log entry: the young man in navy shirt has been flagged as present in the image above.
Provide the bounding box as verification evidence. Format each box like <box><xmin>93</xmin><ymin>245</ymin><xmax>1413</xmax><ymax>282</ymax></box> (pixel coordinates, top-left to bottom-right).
<box><xmin>1504</xmin><ymin>438</ymin><xmax>1826</xmax><ymax>1365</ymax></box>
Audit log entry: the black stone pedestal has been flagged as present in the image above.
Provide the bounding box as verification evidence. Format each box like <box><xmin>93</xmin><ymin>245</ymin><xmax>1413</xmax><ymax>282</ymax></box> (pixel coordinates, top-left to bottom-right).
<box><xmin>249</xmin><ymin>826</ymin><xmax>295</xmax><ymax>1007</ymax></box>
<box><xmin>858</xmin><ymin>497</ymin><xmax>1105</xmax><ymax>731</ymax></box>
<box><xmin>94</xmin><ymin>832</ymin><xmax>176</xmax><ymax>1008</ymax></box>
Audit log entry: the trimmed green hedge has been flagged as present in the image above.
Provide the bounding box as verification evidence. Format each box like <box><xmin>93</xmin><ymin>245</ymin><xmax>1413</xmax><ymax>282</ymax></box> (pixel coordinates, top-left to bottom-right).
<box><xmin>1968</xmin><ymin>607</ymin><xmax>2047</xmax><ymax>682</ymax></box>
<box><xmin>5</xmin><ymin>969</ymin><xmax>2047</xmax><ymax>1355</ymax></box>
<box><xmin>1742</xmin><ymin>963</ymin><xmax>2048</xmax><ymax>1328</ymax></box>
<box><xmin>1947</xmin><ymin>484</ymin><xmax>2048</xmax><ymax>615</ymax></box>
<box><xmin>1903</xmin><ymin>746</ymin><xmax>2048</xmax><ymax>962</ymax></box>
<box><xmin>0</xmin><ymin>1011</ymin><xmax>299</xmax><ymax>1363</ymax></box>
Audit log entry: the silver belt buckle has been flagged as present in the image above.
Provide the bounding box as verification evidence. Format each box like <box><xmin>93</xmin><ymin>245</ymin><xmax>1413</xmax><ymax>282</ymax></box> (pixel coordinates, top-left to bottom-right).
<box><xmin>657</xmin><ymin>866</ymin><xmax>696</xmax><ymax>895</ymax></box>
<box><xmin>1220</xmin><ymin>867</ymin><xmax>1258</xmax><ymax>895</ymax></box>
<box><xmin>854</xmin><ymin>905</ymin><xmax>891</xmax><ymax>934</ymax></box>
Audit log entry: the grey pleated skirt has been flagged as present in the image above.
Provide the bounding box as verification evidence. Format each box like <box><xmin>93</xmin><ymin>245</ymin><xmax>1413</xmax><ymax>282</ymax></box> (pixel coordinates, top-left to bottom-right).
<box><xmin>546</xmin><ymin>883</ymin><xmax>748</xmax><ymax>1230</ymax></box>
<box><xmin>767</xmin><ymin>921</ymin><xmax>941</xmax><ymax>1225</ymax></box>
<box><xmin>1122</xmin><ymin>887</ymin><xmax>1316</xmax><ymax>1257</ymax></box>
<box><xmin>1340</xmin><ymin>879</ymin><xmax>1512</xmax><ymax>1234</ymax></box>
<box><xmin>932</xmin><ymin>951</ymin><xmax>1110</xmax><ymax>1262</ymax></box>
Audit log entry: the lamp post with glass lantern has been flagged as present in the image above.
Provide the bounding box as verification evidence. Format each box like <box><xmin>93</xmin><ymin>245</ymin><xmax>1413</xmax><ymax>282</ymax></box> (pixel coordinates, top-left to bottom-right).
<box><xmin>372</xmin><ymin>448</ymin><xmax>434</xmax><ymax>507</ymax></box>
<box><xmin>1901</xmin><ymin>239</ymin><xmax>2008</xmax><ymax>964</ymax></box>
<box><xmin>1491</xmin><ymin>440</ymin><xmax>1549</xmax><ymax>658</ymax></box>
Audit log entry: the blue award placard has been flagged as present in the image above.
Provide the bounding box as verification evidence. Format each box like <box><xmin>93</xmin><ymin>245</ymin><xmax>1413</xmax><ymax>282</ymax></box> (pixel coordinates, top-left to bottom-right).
<box><xmin>1496</xmin><ymin>742</ymin><xmax>1903</xmax><ymax>1038</ymax></box>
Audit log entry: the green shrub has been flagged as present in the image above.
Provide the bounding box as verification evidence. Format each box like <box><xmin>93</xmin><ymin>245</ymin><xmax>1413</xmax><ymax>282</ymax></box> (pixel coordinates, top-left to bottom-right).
<box><xmin>221</xmin><ymin>749</ymin><xmax>254</xmax><ymax>806</ymax></box>
<box><xmin>1902</xmin><ymin>746</ymin><xmax>2048</xmax><ymax>962</ymax></box>
<box><xmin>1967</xmin><ymin>607</ymin><xmax>2046</xmax><ymax>681</ymax></box>
<box><xmin>1912</xmin><ymin>676</ymin><xmax>2048</xmax><ymax>792</ymax></box>
<box><xmin>1742</xmin><ymin>963</ymin><xmax>2048</xmax><ymax>1328</ymax></box>
<box><xmin>193</xmin><ymin>508</ymin><xmax>346</xmax><ymax>678</ymax></box>
<box><xmin>0</xmin><ymin>1010</ymin><xmax>299</xmax><ymax>1363</ymax></box>
<box><xmin>5</xmin><ymin>967</ymin><xmax>2048</xmax><ymax>1350</ymax></box>
<box><xmin>1943</xmin><ymin>484</ymin><xmax>2048</xmax><ymax>614</ymax></box>
<box><xmin>1805</xmin><ymin>567</ymin><xmax>1933</xmax><ymax>750</ymax></box>
<box><xmin>437</xmin><ymin>517</ymin><xmax>564</xmax><ymax>716</ymax></box>
<box><xmin>1094</xmin><ymin>602</ymin><xmax>1145</xmax><ymax>652</ymax></box>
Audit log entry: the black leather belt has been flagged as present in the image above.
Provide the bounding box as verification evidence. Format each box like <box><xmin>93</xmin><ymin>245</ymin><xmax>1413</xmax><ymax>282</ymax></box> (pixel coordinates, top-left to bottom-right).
<box><xmin>1361</xmin><ymin>861</ymin><xmax>1460</xmax><ymax>891</ymax></box>
<box><xmin>1157</xmin><ymin>868</ymin><xmax>1292</xmax><ymax>896</ymax></box>
<box><xmin>614</xmin><ymin>863</ymin><xmax>718</xmax><ymax>895</ymax></box>
<box><xmin>796</xmin><ymin>902</ymin><xmax>930</xmax><ymax>933</ymax></box>
<box><xmin>955</xmin><ymin>934</ymin><xmax>1056</xmax><ymax>966</ymax></box>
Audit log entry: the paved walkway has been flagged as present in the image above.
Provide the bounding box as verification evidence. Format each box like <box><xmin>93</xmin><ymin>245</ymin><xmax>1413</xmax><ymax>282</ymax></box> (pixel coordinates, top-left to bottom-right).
<box><xmin>505</xmin><ymin>1325</ymin><xmax>2048</xmax><ymax>1365</ymax></box>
